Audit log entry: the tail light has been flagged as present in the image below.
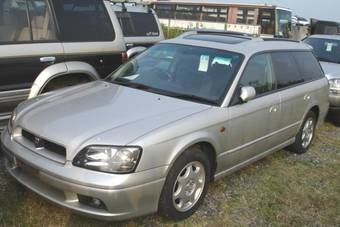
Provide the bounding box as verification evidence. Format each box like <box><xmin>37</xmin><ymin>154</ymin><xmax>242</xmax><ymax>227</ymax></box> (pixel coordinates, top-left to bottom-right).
<box><xmin>122</xmin><ymin>52</ymin><xmax>128</xmax><ymax>63</ymax></box>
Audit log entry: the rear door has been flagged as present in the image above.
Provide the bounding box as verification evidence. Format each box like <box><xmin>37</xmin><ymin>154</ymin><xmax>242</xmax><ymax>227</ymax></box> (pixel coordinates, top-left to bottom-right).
<box><xmin>51</xmin><ymin>0</ymin><xmax>126</xmax><ymax>78</ymax></box>
<box><xmin>0</xmin><ymin>0</ymin><xmax>63</xmax><ymax>125</ymax></box>
<box><xmin>271</xmin><ymin>51</ymin><xmax>324</xmax><ymax>141</ymax></box>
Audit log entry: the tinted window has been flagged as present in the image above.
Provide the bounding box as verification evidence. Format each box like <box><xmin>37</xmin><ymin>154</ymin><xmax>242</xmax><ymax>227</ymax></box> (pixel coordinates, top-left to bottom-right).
<box><xmin>52</xmin><ymin>0</ymin><xmax>114</xmax><ymax>42</ymax></box>
<box><xmin>0</xmin><ymin>0</ymin><xmax>31</xmax><ymax>42</ymax></box>
<box><xmin>304</xmin><ymin>37</ymin><xmax>340</xmax><ymax>64</ymax></box>
<box><xmin>108</xmin><ymin>44</ymin><xmax>243</xmax><ymax>105</ymax></box>
<box><xmin>240</xmin><ymin>54</ymin><xmax>276</xmax><ymax>95</ymax></box>
<box><xmin>292</xmin><ymin>52</ymin><xmax>324</xmax><ymax>81</ymax></box>
<box><xmin>271</xmin><ymin>52</ymin><xmax>303</xmax><ymax>89</ymax></box>
<box><xmin>116</xmin><ymin>12</ymin><xmax>159</xmax><ymax>37</ymax></box>
<box><xmin>28</xmin><ymin>0</ymin><xmax>57</xmax><ymax>41</ymax></box>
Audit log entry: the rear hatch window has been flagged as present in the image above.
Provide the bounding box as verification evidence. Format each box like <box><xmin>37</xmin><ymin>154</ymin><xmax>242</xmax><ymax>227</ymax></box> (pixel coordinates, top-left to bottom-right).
<box><xmin>116</xmin><ymin>12</ymin><xmax>160</xmax><ymax>37</ymax></box>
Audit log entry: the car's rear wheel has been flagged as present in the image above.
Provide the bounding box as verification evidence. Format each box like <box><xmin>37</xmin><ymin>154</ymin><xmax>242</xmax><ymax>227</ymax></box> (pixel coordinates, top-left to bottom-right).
<box><xmin>158</xmin><ymin>146</ymin><xmax>211</xmax><ymax>220</ymax></box>
<box><xmin>288</xmin><ymin>111</ymin><xmax>317</xmax><ymax>154</ymax></box>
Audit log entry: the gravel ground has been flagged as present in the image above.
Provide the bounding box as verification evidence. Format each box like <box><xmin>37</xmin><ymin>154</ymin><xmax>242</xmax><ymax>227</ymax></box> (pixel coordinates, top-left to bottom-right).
<box><xmin>0</xmin><ymin>122</ymin><xmax>339</xmax><ymax>227</ymax></box>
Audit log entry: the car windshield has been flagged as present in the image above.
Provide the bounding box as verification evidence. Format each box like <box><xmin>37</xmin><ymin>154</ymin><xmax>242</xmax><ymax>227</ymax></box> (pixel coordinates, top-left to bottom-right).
<box><xmin>304</xmin><ymin>38</ymin><xmax>340</xmax><ymax>63</ymax></box>
<box><xmin>107</xmin><ymin>43</ymin><xmax>243</xmax><ymax>105</ymax></box>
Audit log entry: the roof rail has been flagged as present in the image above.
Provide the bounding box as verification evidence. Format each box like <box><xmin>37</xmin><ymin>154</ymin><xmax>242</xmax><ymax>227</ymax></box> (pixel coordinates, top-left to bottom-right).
<box><xmin>190</xmin><ymin>29</ymin><xmax>253</xmax><ymax>39</ymax></box>
<box><xmin>262</xmin><ymin>38</ymin><xmax>300</xmax><ymax>43</ymax></box>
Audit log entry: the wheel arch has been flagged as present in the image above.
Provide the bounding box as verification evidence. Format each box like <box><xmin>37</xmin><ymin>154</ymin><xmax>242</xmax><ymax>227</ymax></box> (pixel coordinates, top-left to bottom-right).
<box><xmin>29</xmin><ymin>61</ymin><xmax>100</xmax><ymax>99</ymax></box>
<box><xmin>166</xmin><ymin>137</ymin><xmax>219</xmax><ymax>182</ymax></box>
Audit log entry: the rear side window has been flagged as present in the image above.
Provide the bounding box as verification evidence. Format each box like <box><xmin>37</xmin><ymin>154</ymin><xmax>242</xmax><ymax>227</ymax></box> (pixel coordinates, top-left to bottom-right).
<box><xmin>0</xmin><ymin>0</ymin><xmax>56</xmax><ymax>43</ymax></box>
<box><xmin>271</xmin><ymin>52</ymin><xmax>303</xmax><ymax>89</ymax></box>
<box><xmin>28</xmin><ymin>0</ymin><xmax>57</xmax><ymax>41</ymax></box>
<box><xmin>116</xmin><ymin>12</ymin><xmax>159</xmax><ymax>37</ymax></box>
<box><xmin>52</xmin><ymin>0</ymin><xmax>115</xmax><ymax>42</ymax></box>
<box><xmin>292</xmin><ymin>52</ymin><xmax>324</xmax><ymax>81</ymax></box>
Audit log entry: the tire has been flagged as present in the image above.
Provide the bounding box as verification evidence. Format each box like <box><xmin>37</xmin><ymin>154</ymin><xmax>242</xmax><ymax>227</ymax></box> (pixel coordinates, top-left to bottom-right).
<box><xmin>288</xmin><ymin>111</ymin><xmax>317</xmax><ymax>154</ymax></box>
<box><xmin>158</xmin><ymin>146</ymin><xmax>211</xmax><ymax>220</ymax></box>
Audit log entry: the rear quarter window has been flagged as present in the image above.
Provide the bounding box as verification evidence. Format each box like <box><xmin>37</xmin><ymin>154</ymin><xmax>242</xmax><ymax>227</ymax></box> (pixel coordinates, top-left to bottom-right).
<box><xmin>116</xmin><ymin>12</ymin><xmax>159</xmax><ymax>37</ymax></box>
<box><xmin>292</xmin><ymin>51</ymin><xmax>324</xmax><ymax>81</ymax></box>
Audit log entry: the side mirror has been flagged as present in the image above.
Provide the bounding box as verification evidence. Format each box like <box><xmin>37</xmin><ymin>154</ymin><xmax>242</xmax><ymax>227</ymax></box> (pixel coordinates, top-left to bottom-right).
<box><xmin>240</xmin><ymin>86</ymin><xmax>256</xmax><ymax>103</ymax></box>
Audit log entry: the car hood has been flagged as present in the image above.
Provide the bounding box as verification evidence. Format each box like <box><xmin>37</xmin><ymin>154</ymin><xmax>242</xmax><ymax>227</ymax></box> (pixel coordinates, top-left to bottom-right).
<box><xmin>17</xmin><ymin>81</ymin><xmax>210</xmax><ymax>159</ymax></box>
<box><xmin>320</xmin><ymin>61</ymin><xmax>340</xmax><ymax>80</ymax></box>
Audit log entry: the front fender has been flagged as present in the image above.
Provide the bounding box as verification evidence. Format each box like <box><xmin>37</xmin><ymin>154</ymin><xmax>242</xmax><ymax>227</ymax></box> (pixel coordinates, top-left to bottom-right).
<box><xmin>29</xmin><ymin>61</ymin><xmax>100</xmax><ymax>99</ymax></box>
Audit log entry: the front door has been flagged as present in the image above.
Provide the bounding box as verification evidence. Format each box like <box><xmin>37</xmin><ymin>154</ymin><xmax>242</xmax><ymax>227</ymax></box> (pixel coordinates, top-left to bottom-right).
<box><xmin>218</xmin><ymin>53</ymin><xmax>281</xmax><ymax>170</ymax></box>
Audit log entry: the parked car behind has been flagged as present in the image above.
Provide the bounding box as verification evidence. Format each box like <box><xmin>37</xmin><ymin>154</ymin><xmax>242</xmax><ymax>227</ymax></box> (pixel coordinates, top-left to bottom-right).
<box><xmin>111</xmin><ymin>1</ymin><xmax>164</xmax><ymax>58</ymax></box>
<box><xmin>304</xmin><ymin>35</ymin><xmax>340</xmax><ymax>124</ymax></box>
<box><xmin>0</xmin><ymin>0</ymin><xmax>165</xmax><ymax>131</ymax></box>
<box><xmin>1</xmin><ymin>30</ymin><xmax>329</xmax><ymax>221</ymax></box>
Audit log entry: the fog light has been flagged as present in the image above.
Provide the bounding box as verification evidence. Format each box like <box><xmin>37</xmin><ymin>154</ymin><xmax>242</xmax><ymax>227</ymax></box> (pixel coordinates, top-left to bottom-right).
<box><xmin>90</xmin><ymin>198</ymin><xmax>102</xmax><ymax>208</ymax></box>
<box><xmin>78</xmin><ymin>195</ymin><xmax>107</xmax><ymax>210</ymax></box>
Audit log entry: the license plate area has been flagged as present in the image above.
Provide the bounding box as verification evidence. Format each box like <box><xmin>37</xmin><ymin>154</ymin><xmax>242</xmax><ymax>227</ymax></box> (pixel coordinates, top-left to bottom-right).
<box><xmin>16</xmin><ymin>159</ymin><xmax>39</xmax><ymax>177</ymax></box>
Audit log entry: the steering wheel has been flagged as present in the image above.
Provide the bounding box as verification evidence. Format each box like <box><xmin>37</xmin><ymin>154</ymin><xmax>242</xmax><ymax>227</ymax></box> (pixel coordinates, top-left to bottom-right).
<box><xmin>150</xmin><ymin>68</ymin><xmax>173</xmax><ymax>81</ymax></box>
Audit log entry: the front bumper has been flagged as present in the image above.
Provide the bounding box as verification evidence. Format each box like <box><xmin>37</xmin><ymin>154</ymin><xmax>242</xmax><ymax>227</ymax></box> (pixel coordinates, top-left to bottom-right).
<box><xmin>328</xmin><ymin>94</ymin><xmax>340</xmax><ymax>117</ymax></box>
<box><xmin>1</xmin><ymin>130</ymin><xmax>167</xmax><ymax>221</ymax></box>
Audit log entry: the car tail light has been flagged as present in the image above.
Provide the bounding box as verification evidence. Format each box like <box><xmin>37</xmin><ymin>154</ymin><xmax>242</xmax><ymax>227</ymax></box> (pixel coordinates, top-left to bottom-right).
<box><xmin>122</xmin><ymin>52</ymin><xmax>128</xmax><ymax>63</ymax></box>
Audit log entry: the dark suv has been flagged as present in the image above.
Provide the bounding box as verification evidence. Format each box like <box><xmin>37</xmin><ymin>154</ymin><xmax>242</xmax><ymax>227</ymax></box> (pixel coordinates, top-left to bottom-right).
<box><xmin>0</xmin><ymin>0</ymin><xmax>127</xmax><ymax>130</ymax></box>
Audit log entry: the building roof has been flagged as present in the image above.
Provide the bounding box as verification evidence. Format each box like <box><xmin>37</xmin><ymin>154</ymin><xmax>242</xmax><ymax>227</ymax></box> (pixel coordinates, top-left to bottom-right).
<box><xmin>153</xmin><ymin>0</ymin><xmax>291</xmax><ymax>11</ymax></box>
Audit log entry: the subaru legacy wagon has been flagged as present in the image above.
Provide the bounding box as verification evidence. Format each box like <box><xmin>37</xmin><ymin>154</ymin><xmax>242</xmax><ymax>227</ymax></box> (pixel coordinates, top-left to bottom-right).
<box><xmin>1</xmin><ymin>30</ymin><xmax>329</xmax><ymax>221</ymax></box>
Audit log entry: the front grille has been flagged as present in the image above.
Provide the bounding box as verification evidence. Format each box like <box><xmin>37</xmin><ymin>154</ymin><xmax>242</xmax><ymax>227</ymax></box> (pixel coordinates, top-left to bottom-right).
<box><xmin>21</xmin><ymin>130</ymin><xmax>66</xmax><ymax>158</ymax></box>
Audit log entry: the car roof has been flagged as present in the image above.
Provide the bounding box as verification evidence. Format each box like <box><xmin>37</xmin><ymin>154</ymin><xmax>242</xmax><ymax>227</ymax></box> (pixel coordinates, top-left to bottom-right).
<box><xmin>161</xmin><ymin>30</ymin><xmax>311</xmax><ymax>57</ymax></box>
<box><xmin>308</xmin><ymin>34</ymin><xmax>340</xmax><ymax>41</ymax></box>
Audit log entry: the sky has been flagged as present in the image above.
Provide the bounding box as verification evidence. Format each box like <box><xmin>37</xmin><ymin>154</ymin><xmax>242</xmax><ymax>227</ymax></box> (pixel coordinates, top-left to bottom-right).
<box><xmin>169</xmin><ymin>0</ymin><xmax>340</xmax><ymax>22</ymax></box>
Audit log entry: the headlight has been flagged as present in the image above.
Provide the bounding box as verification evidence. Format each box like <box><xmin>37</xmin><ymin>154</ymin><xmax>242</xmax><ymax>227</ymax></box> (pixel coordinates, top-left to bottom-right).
<box><xmin>73</xmin><ymin>146</ymin><xmax>142</xmax><ymax>174</ymax></box>
<box><xmin>8</xmin><ymin>110</ymin><xmax>17</xmax><ymax>132</ymax></box>
<box><xmin>329</xmin><ymin>79</ymin><xmax>340</xmax><ymax>94</ymax></box>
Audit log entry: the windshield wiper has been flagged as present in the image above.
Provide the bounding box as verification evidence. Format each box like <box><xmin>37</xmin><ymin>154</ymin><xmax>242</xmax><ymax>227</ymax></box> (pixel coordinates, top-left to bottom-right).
<box><xmin>168</xmin><ymin>93</ymin><xmax>219</xmax><ymax>106</ymax></box>
<box><xmin>112</xmin><ymin>79</ymin><xmax>218</xmax><ymax>106</ymax></box>
<box><xmin>317</xmin><ymin>57</ymin><xmax>336</xmax><ymax>63</ymax></box>
<box><xmin>112</xmin><ymin>79</ymin><xmax>154</xmax><ymax>91</ymax></box>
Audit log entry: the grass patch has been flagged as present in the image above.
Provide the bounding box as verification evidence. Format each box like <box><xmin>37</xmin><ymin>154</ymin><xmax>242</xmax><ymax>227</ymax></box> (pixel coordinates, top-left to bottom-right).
<box><xmin>0</xmin><ymin>123</ymin><xmax>339</xmax><ymax>226</ymax></box>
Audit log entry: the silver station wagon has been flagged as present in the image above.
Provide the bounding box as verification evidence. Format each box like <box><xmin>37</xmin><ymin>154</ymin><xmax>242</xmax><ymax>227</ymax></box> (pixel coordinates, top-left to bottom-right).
<box><xmin>1</xmin><ymin>30</ymin><xmax>329</xmax><ymax>221</ymax></box>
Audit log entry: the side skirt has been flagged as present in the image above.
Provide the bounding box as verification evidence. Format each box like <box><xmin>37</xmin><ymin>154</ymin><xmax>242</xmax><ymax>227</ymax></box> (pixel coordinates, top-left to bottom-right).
<box><xmin>214</xmin><ymin>138</ymin><xmax>295</xmax><ymax>181</ymax></box>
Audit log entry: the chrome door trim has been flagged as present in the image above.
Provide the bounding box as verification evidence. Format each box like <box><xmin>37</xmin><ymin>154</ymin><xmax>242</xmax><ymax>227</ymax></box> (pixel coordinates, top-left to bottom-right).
<box><xmin>0</xmin><ymin>89</ymin><xmax>30</xmax><ymax>103</ymax></box>
<box><xmin>218</xmin><ymin>121</ymin><xmax>301</xmax><ymax>158</ymax></box>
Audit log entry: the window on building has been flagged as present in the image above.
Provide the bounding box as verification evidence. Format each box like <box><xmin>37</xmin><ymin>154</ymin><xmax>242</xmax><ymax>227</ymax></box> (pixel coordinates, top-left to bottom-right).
<box><xmin>155</xmin><ymin>4</ymin><xmax>175</xmax><ymax>19</ymax></box>
<box><xmin>236</xmin><ymin>8</ymin><xmax>256</xmax><ymax>25</ymax></box>
<box><xmin>258</xmin><ymin>9</ymin><xmax>275</xmax><ymax>35</ymax></box>
<box><xmin>175</xmin><ymin>4</ymin><xmax>201</xmax><ymax>21</ymax></box>
<box><xmin>201</xmin><ymin>6</ymin><xmax>228</xmax><ymax>22</ymax></box>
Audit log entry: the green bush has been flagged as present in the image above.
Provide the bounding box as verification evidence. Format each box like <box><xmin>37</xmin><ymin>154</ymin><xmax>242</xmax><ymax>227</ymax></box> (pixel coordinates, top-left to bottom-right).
<box><xmin>162</xmin><ymin>25</ymin><xmax>185</xmax><ymax>39</ymax></box>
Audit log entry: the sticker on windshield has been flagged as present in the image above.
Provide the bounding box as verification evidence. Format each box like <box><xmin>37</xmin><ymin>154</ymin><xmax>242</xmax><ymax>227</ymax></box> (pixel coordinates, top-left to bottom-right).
<box><xmin>326</xmin><ymin>42</ymin><xmax>337</xmax><ymax>52</ymax></box>
<box><xmin>198</xmin><ymin>55</ymin><xmax>210</xmax><ymax>72</ymax></box>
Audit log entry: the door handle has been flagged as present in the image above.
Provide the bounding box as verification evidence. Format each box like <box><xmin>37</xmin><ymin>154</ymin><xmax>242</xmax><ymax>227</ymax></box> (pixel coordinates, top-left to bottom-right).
<box><xmin>40</xmin><ymin>56</ymin><xmax>56</xmax><ymax>63</ymax></box>
<box><xmin>304</xmin><ymin>94</ymin><xmax>311</xmax><ymax>101</ymax></box>
<box><xmin>269</xmin><ymin>106</ymin><xmax>278</xmax><ymax>113</ymax></box>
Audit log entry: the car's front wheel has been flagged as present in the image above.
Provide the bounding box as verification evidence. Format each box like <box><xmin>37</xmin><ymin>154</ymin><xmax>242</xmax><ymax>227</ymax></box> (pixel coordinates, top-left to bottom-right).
<box><xmin>158</xmin><ymin>146</ymin><xmax>211</xmax><ymax>220</ymax></box>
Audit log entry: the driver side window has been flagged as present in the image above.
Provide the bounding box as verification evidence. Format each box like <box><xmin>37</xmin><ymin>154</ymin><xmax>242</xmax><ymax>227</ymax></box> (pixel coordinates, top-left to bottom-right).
<box><xmin>239</xmin><ymin>53</ymin><xmax>276</xmax><ymax>96</ymax></box>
